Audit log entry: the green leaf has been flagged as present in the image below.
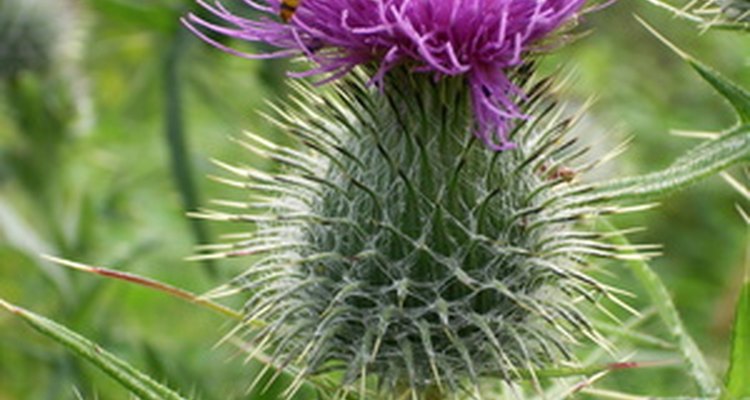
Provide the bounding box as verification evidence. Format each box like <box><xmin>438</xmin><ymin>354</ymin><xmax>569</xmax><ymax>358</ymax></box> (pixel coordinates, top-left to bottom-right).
<box><xmin>688</xmin><ymin>59</ymin><xmax>750</xmax><ymax>125</ymax></box>
<box><xmin>637</xmin><ymin>17</ymin><xmax>750</xmax><ymax>124</ymax></box>
<box><xmin>162</xmin><ymin>29</ymin><xmax>217</xmax><ymax>278</ymax></box>
<box><xmin>723</xmin><ymin>278</ymin><xmax>750</xmax><ymax>398</ymax></box>
<box><xmin>40</xmin><ymin>256</ymin><xmax>331</xmax><ymax>398</ymax></box>
<box><xmin>0</xmin><ymin>298</ymin><xmax>186</xmax><ymax>400</ymax></box>
<box><xmin>563</xmin><ymin>21</ymin><xmax>750</xmax><ymax>206</ymax></box>
<box><xmin>571</xmin><ymin>124</ymin><xmax>750</xmax><ymax>205</ymax></box>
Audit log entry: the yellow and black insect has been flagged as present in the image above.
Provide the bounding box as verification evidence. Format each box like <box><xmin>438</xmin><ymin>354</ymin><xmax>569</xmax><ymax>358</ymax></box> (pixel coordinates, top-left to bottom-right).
<box><xmin>280</xmin><ymin>0</ymin><xmax>301</xmax><ymax>22</ymax></box>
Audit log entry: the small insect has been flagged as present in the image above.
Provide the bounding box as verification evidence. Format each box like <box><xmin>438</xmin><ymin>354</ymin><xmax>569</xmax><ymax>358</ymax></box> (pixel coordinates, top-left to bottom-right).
<box><xmin>550</xmin><ymin>166</ymin><xmax>576</xmax><ymax>182</ymax></box>
<box><xmin>280</xmin><ymin>0</ymin><xmax>301</xmax><ymax>22</ymax></box>
<box><xmin>538</xmin><ymin>164</ymin><xmax>576</xmax><ymax>183</ymax></box>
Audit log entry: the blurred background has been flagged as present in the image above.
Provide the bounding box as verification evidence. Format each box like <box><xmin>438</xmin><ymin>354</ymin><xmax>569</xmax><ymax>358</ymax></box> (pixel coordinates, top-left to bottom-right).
<box><xmin>0</xmin><ymin>0</ymin><xmax>748</xmax><ymax>398</ymax></box>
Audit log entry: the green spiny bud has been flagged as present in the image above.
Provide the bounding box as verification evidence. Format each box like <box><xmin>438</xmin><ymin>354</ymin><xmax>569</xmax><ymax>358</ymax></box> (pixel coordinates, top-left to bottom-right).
<box><xmin>200</xmin><ymin>66</ymin><xmax>630</xmax><ymax>399</ymax></box>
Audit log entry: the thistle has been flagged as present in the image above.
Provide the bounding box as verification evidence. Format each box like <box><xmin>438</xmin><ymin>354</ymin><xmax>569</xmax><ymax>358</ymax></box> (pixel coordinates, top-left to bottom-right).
<box><xmin>185</xmin><ymin>0</ymin><xmax>586</xmax><ymax>150</ymax></box>
<box><xmin>186</xmin><ymin>1</ymin><xmax>634</xmax><ymax>398</ymax></box>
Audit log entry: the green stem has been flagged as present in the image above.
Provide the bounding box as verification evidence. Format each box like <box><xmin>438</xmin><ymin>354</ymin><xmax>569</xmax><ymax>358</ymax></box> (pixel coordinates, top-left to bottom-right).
<box><xmin>600</xmin><ymin>219</ymin><xmax>721</xmax><ymax>397</ymax></box>
<box><xmin>163</xmin><ymin>27</ymin><xmax>216</xmax><ymax>278</ymax></box>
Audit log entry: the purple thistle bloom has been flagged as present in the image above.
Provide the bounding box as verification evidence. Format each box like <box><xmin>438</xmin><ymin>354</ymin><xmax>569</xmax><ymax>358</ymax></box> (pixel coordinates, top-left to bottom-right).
<box><xmin>185</xmin><ymin>0</ymin><xmax>586</xmax><ymax>150</ymax></box>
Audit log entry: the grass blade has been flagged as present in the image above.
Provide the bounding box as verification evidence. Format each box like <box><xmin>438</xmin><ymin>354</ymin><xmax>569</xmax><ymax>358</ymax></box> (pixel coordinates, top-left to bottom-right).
<box><xmin>723</xmin><ymin>231</ymin><xmax>750</xmax><ymax>398</ymax></box>
<box><xmin>688</xmin><ymin>60</ymin><xmax>750</xmax><ymax>125</ymax></box>
<box><xmin>41</xmin><ymin>255</ymin><xmax>245</xmax><ymax>323</ymax></box>
<box><xmin>164</xmin><ymin>26</ymin><xmax>217</xmax><ymax>278</ymax></box>
<box><xmin>0</xmin><ymin>298</ymin><xmax>186</xmax><ymax>400</ymax></box>
<box><xmin>600</xmin><ymin>219</ymin><xmax>721</xmax><ymax>397</ymax></box>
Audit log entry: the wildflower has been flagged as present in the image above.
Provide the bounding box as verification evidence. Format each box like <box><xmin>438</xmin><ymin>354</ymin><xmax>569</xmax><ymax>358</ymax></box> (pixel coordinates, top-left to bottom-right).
<box><xmin>196</xmin><ymin>66</ymin><xmax>630</xmax><ymax>398</ymax></box>
<box><xmin>189</xmin><ymin>2</ymin><xmax>633</xmax><ymax>398</ymax></box>
<box><xmin>184</xmin><ymin>0</ymin><xmax>586</xmax><ymax>150</ymax></box>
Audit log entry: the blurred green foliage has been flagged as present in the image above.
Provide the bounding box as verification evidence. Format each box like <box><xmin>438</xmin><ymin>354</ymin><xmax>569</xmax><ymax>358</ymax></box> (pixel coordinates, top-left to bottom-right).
<box><xmin>0</xmin><ymin>0</ymin><xmax>748</xmax><ymax>398</ymax></box>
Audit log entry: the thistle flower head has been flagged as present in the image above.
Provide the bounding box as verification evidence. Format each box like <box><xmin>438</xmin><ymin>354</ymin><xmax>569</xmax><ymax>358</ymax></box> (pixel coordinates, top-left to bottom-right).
<box><xmin>197</xmin><ymin>65</ymin><xmax>637</xmax><ymax>399</ymax></box>
<box><xmin>185</xmin><ymin>0</ymin><xmax>586</xmax><ymax>149</ymax></box>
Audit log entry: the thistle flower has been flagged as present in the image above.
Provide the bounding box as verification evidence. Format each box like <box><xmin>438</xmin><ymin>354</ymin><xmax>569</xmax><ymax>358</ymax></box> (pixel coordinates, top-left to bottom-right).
<box><xmin>194</xmin><ymin>64</ymin><xmax>642</xmax><ymax>398</ymax></box>
<box><xmin>186</xmin><ymin>1</ymin><xmax>639</xmax><ymax>398</ymax></box>
<box><xmin>184</xmin><ymin>0</ymin><xmax>587</xmax><ymax>150</ymax></box>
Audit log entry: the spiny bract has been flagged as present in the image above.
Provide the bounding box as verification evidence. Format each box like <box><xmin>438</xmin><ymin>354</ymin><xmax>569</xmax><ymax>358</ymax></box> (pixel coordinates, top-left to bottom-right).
<box><xmin>199</xmin><ymin>66</ymin><xmax>632</xmax><ymax>399</ymax></box>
